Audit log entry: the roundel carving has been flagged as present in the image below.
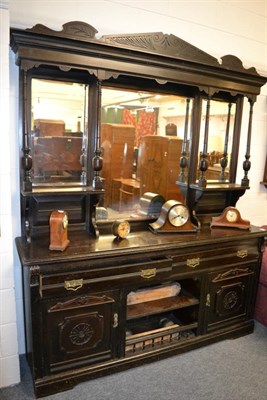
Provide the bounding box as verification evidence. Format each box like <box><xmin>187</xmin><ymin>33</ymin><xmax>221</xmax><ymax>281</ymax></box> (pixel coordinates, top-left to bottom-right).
<box><xmin>223</xmin><ymin>290</ymin><xmax>238</xmax><ymax>310</ymax></box>
<box><xmin>69</xmin><ymin>322</ymin><xmax>93</xmax><ymax>346</ymax></box>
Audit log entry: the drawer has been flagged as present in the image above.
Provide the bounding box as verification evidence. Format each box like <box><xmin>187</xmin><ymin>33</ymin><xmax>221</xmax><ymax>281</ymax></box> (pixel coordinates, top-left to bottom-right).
<box><xmin>38</xmin><ymin>256</ymin><xmax>173</xmax><ymax>297</ymax></box>
<box><xmin>171</xmin><ymin>244</ymin><xmax>259</xmax><ymax>274</ymax></box>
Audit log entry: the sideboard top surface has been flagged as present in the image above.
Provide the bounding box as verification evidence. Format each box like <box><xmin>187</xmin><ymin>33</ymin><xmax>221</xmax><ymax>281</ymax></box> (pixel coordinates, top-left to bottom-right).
<box><xmin>15</xmin><ymin>225</ymin><xmax>267</xmax><ymax>267</ymax></box>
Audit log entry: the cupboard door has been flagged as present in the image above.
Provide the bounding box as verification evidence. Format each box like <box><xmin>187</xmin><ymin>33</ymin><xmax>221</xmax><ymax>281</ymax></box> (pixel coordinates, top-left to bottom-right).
<box><xmin>43</xmin><ymin>293</ymin><xmax>118</xmax><ymax>373</ymax></box>
<box><xmin>205</xmin><ymin>266</ymin><xmax>254</xmax><ymax>332</ymax></box>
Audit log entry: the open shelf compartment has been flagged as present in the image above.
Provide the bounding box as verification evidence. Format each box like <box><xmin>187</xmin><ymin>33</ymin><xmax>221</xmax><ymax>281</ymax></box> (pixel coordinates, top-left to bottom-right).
<box><xmin>125</xmin><ymin>313</ymin><xmax>197</xmax><ymax>354</ymax></box>
<box><xmin>127</xmin><ymin>289</ymin><xmax>199</xmax><ymax>320</ymax></box>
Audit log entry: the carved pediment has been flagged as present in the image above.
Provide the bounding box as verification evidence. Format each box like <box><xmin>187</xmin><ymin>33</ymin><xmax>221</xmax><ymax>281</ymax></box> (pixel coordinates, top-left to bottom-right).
<box><xmin>25</xmin><ymin>21</ymin><xmax>260</xmax><ymax>75</ymax></box>
<box><xmin>101</xmin><ymin>31</ymin><xmax>220</xmax><ymax>66</ymax></box>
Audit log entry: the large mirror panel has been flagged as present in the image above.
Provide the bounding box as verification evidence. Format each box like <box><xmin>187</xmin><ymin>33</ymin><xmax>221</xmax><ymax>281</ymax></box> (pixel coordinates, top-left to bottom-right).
<box><xmin>31</xmin><ymin>78</ymin><xmax>89</xmax><ymax>186</ymax></box>
<box><xmin>98</xmin><ymin>87</ymin><xmax>193</xmax><ymax>221</ymax></box>
<box><xmin>198</xmin><ymin>99</ymin><xmax>236</xmax><ymax>182</ymax></box>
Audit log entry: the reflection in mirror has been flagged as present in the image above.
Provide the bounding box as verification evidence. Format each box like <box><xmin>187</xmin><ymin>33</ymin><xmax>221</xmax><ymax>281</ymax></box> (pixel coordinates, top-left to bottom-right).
<box><xmin>98</xmin><ymin>88</ymin><xmax>193</xmax><ymax>222</ymax></box>
<box><xmin>198</xmin><ymin>99</ymin><xmax>236</xmax><ymax>182</ymax></box>
<box><xmin>31</xmin><ymin>79</ymin><xmax>88</xmax><ymax>186</ymax></box>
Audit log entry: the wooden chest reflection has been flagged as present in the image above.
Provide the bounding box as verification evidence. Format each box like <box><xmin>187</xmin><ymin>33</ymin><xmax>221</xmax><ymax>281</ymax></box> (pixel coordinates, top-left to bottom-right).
<box><xmin>33</xmin><ymin>136</ymin><xmax>83</xmax><ymax>179</ymax></box>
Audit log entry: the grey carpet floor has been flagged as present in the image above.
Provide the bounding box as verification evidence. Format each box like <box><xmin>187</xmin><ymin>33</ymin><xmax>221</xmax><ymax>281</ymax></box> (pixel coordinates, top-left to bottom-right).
<box><xmin>1</xmin><ymin>321</ymin><xmax>267</xmax><ymax>400</ymax></box>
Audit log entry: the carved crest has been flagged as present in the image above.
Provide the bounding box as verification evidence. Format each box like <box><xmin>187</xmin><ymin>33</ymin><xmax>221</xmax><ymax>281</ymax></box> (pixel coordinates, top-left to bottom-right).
<box><xmin>27</xmin><ymin>21</ymin><xmax>98</xmax><ymax>40</ymax></box>
<box><xmin>220</xmin><ymin>55</ymin><xmax>259</xmax><ymax>75</ymax></box>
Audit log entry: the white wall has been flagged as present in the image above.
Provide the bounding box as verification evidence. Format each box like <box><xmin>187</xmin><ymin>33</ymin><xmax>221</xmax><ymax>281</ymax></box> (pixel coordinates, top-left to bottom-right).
<box><xmin>0</xmin><ymin>0</ymin><xmax>266</xmax><ymax>388</ymax></box>
<box><xmin>0</xmin><ymin>0</ymin><xmax>20</xmax><ymax>388</ymax></box>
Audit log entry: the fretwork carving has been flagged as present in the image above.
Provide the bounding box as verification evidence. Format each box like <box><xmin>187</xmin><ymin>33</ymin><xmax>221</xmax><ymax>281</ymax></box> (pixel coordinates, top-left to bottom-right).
<box><xmin>101</xmin><ymin>32</ymin><xmax>219</xmax><ymax>66</ymax></box>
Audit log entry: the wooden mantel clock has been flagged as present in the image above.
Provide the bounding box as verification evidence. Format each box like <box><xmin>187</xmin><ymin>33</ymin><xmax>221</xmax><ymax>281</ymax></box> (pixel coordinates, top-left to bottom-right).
<box><xmin>210</xmin><ymin>206</ymin><xmax>250</xmax><ymax>230</ymax></box>
<box><xmin>149</xmin><ymin>200</ymin><xmax>198</xmax><ymax>233</ymax></box>
<box><xmin>49</xmin><ymin>210</ymin><xmax>70</xmax><ymax>251</ymax></box>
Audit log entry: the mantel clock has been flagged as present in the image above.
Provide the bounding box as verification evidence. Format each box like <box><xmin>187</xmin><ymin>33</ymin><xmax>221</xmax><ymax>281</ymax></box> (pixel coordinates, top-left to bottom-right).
<box><xmin>49</xmin><ymin>210</ymin><xmax>70</xmax><ymax>251</ymax></box>
<box><xmin>149</xmin><ymin>200</ymin><xmax>198</xmax><ymax>233</ymax></box>
<box><xmin>210</xmin><ymin>207</ymin><xmax>250</xmax><ymax>230</ymax></box>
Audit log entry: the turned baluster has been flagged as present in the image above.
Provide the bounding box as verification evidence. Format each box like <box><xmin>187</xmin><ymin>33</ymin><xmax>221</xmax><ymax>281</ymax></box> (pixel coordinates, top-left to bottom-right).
<box><xmin>241</xmin><ymin>98</ymin><xmax>254</xmax><ymax>187</ymax></box>
<box><xmin>198</xmin><ymin>97</ymin><xmax>211</xmax><ymax>187</ymax></box>
<box><xmin>178</xmin><ymin>98</ymin><xmax>190</xmax><ymax>182</ymax></box>
<box><xmin>80</xmin><ymin>85</ymin><xmax>88</xmax><ymax>185</ymax></box>
<box><xmin>22</xmin><ymin>71</ymin><xmax>32</xmax><ymax>191</ymax></box>
<box><xmin>219</xmin><ymin>102</ymin><xmax>232</xmax><ymax>181</ymax></box>
<box><xmin>92</xmin><ymin>79</ymin><xmax>104</xmax><ymax>190</ymax></box>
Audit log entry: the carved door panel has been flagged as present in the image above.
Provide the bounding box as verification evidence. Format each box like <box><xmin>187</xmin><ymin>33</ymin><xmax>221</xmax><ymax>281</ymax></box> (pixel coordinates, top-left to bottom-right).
<box><xmin>44</xmin><ymin>292</ymin><xmax>118</xmax><ymax>373</ymax></box>
<box><xmin>204</xmin><ymin>267</ymin><xmax>254</xmax><ymax>332</ymax></box>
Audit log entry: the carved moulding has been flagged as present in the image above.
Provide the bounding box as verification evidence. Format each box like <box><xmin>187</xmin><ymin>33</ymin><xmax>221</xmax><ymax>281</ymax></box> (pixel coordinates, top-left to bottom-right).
<box><xmin>212</xmin><ymin>268</ymin><xmax>252</xmax><ymax>282</ymax></box>
<box><xmin>25</xmin><ymin>21</ymin><xmax>260</xmax><ymax>76</ymax></box>
<box><xmin>20</xmin><ymin>58</ymin><xmax>120</xmax><ymax>82</ymax></box>
<box><xmin>21</xmin><ymin>60</ymin><xmax>42</xmax><ymax>71</ymax></box>
<box><xmin>48</xmin><ymin>295</ymin><xmax>113</xmax><ymax>312</ymax></box>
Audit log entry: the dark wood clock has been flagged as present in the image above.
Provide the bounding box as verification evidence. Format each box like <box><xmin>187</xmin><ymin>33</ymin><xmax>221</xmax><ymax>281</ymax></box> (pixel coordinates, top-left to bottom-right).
<box><xmin>210</xmin><ymin>206</ymin><xmax>250</xmax><ymax>230</ymax></box>
<box><xmin>149</xmin><ymin>200</ymin><xmax>198</xmax><ymax>233</ymax></box>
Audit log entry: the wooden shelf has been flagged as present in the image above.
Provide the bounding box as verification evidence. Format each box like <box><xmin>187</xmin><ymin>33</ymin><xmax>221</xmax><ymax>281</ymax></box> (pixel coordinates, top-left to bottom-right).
<box><xmin>127</xmin><ymin>291</ymin><xmax>199</xmax><ymax>320</ymax></box>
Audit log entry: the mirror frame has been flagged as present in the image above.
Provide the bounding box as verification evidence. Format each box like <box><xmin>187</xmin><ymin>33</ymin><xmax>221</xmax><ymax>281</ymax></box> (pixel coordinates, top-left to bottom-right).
<box><xmin>10</xmin><ymin>21</ymin><xmax>267</xmax><ymax>235</ymax></box>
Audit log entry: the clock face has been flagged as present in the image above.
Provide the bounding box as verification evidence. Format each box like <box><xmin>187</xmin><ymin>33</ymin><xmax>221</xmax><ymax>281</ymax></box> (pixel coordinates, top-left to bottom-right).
<box><xmin>226</xmin><ymin>209</ymin><xmax>238</xmax><ymax>223</ymax></box>
<box><xmin>113</xmin><ymin>220</ymin><xmax>130</xmax><ymax>239</ymax></box>
<box><xmin>62</xmin><ymin>214</ymin><xmax>68</xmax><ymax>229</ymax></box>
<box><xmin>168</xmin><ymin>204</ymin><xmax>189</xmax><ymax>227</ymax></box>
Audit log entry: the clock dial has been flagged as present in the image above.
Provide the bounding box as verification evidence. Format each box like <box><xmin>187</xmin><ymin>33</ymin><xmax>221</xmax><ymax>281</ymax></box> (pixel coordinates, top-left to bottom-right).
<box><xmin>113</xmin><ymin>220</ymin><xmax>130</xmax><ymax>239</ymax></box>
<box><xmin>168</xmin><ymin>205</ymin><xmax>189</xmax><ymax>227</ymax></box>
<box><xmin>62</xmin><ymin>214</ymin><xmax>68</xmax><ymax>229</ymax></box>
<box><xmin>226</xmin><ymin>209</ymin><xmax>238</xmax><ymax>222</ymax></box>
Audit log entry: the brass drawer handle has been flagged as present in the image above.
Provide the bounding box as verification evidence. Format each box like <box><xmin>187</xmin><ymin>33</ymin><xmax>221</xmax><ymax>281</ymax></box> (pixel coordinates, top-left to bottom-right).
<box><xmin>237</xmin><ymin>250</ymin><xmax>248</xmax><ymax>259</ymax></box>
<box><xmin>140</xmin><ymin>268</ymin><xmax>156</xmax><ymax>279</ymax></box>
<box><xmin>64</xmin><ymin>278</ymin><xmax>83</xmax><ymax>291</ymax></box>
<box><xmin>187</xmin><ymin>257</ymin><xmax>200</xmax><ymax>268</ymax></box>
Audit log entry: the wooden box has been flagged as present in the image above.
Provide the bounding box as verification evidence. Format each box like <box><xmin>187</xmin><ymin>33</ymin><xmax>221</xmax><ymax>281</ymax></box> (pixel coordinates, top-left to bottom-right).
<box><xmin>34</xmin><ymin>119</ymin><xmax>65</xmax><ymax>136</ymax></box>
